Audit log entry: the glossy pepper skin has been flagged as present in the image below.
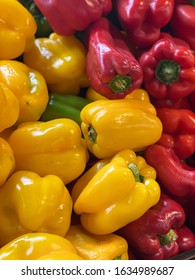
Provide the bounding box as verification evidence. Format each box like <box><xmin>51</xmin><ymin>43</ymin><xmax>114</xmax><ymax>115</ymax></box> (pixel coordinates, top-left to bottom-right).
<box><xmin>0</xmin><ymin>233</ymin><xmax>83</xmax><ymax>260</ymax></box>
<box><xmin>23</xmin><ymin>32</ymin><xmax>89</xmax><ymax>95</ymax></box>
<box><xmin>0</xmin><ymin>60</ymin><xmax>49</xmax><ymax>124</ymax></box>
<box><xmin>175</xmin><ymin>225</ymin><xmax>195</xmax><ymax>253</ymax></box>
<box><xmin>0</xmin><ymin>83</ymin><xmax>19</xmax><ymax>132</ymax></box>
<box><xmin>40</xmin><ymin>93</ymin><xmax>91</xmax><ymax>126</ymax></box>
<box><xmin>80</xmin><ymin>98</ymin><xmax>162</xmax><ymax>159</ymax></box>
<box><xmin>0</xmin><ymin>170</ymin><xmax>73</xmax><ymax>247</ymax></box>
<box><xmin>139</xmin><ymin>37</ymin><xmax>195</xmax><ymax>99</ymax></box>
<box><xmin>144</xmin><ymin>143</ymin><xmax>195</xmax><ymax>226</ymax></box>
<box><xmin>170</xmin><ymin>1</ymin><xmax>195</xmax><ymax>51</ymax></box>
<box><xmin>86</xmin><ymin>17</ymin><xmax>143</xmax><ymax>99</ymax></box>
<box><xmin>156</xmin><ymin>108</ymin><xmax>195</xmax><ymax>159</ymax></box>
<box><xmin>34</xmin><ymin>0</ymin><xmax>112</xmax><ymax>36</ymax></box>
<box><xmin>117</xmin><ymin>194</ymin><xmax>186</xmax><ymax>260</ymax></box>
<box><xmin>72</xmin><ymin>149</ymin><xmax>161</xmax><ymax>235</ymax></box>
<box><xmin>0</xmin><ymin>137</ymin><xmax>15</xmax><ymax>187</ymax></box>
<box><xmin>0</xmin><ymin>0</ymin><xmax>37</xmax><ymax>59</ymax></box>
<box><xmin>65</xmin><ymin>224</ymin><xmax>128</xmax><ymax>260</ymax></box>
<box><xmin>8</xmin><ymin>119</ymin><xmax>89</xmax><ymax>184</ymax></box>
<box><xmin>115</xmin><ymin>0</ymin><xmax>174</xmax><ymax>48</ymax></box>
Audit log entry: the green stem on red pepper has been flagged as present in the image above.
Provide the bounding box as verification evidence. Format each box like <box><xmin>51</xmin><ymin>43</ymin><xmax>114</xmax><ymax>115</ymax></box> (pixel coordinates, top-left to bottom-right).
<box><xmin>158</xmin><ymin>229</ymin><xmax>178</xmax><ymax>246</ymax></box>
<box><xmin>107</xmin><ymin>75</ymin><xmax>132</xmax><ymax>93</ymax></box>
<box><xmin>155</xmin><ymin>59</ymin><xmax>181</xmax><ymax>85</ymax></box>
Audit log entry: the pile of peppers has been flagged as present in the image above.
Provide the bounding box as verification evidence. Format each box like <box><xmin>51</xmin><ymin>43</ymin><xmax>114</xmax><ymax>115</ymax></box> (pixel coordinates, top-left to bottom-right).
<box><xmin>0</xmin><ymin>0</ymin><xmax>195</xmax><ymax>260</ymax></box>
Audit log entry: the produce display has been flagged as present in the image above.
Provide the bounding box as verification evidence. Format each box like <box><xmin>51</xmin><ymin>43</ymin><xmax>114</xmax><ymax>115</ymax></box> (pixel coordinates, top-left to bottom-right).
<box><xmin>0</xmin><ymin>0</ymin><xmax>195</xmax><ymax>260</ymax></box>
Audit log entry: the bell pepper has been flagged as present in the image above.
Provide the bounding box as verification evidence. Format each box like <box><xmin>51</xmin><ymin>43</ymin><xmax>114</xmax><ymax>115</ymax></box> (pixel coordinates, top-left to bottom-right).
<box><xmin>86</xmin><ymin>17</ymin><xmax>143</xmax><ymax>99</ymax></box>
<box><xmin>0</xmin><ymin>0</ymin><xmax>37</xmax><ymax>59</ymax></box>
<box><xmin>144</xmin><ymin>144</ymin><xmax>195</xmax><ymax>226</ymax></box>
<box><xmin>0</xmin><ymin>83</ymin><xmax>19</xmax><ymax>132</ymax></box>
<box><xmin>65</xmin><ymin>224</ymin><xmax>128</xmax><ymax>260</ymax></box>
<box><xmin>170</xmin><ymin>1</ymin><xmax>195</xmax><ymax>51</ymax></box>
<box><xmin>23</xmin><ymin>32</ymin><xmax>89</xmax><ymax>95</ymax></box>
<box><xmin>40</xmin><ymin>93</ymin><xmax>91</xmax><ymax>126</ymax></box>
<box><xmin>139</xmin><ymin>37</ymin><xmax>195</xmax><ymax>99</ymax></box>
<box><xmin>175</xmin><ymin>225</ymin><xmax>195</xmax><ymax>253</ymax></box>
<box><xmin>0</xmin><ymin>60</ymin><xmax>49</xmax><ymax>124</ymax></box>
<box><xmin>156</xmin><ymin>108</ymin><xmax>195</xmax><ymax>159</ymax></box>
<box><xmin>34</xmin><ymin>0</ymin><xmax>112</xmax><ymax>36</ymax></box>
<box><xmin>188</xmin><ymin>91</ymin><xmax>195</xmax><ymax>113</ymax></box>
<box><xmin>0</xmin><ymin>232</ymin><xmax>82</xmax><ymax>260</ymax></box>
<box><xmin>18</xmin><ymin>0</ymin><xmax>53</xmax><ymax>37</ymax></box>
<box><xmin>0</xmin><ymin>170</ymin><xmax>73</xmax><ymax>247</ymax></box>
<box><xmin>117</xmin><ymin>194</ymin><xmax>186</xmax><ymax>260</ymax></box>
<box><xmin>80</xmin><ymin>98</ymin><xmax>162</xmax><ymax>159</ymax></box>
<box><xmin>115</xmin><ymin>0</ymin><xmax>174</xmax><ymax>48</ymax></box>
<box><xmin>144</xmin><ymin>144</ymin><xmax>195</xmax><ymax>199</ymax></box>
<box><xmin>72</xmin><ymin>149</ymin><xmax>160</xmax><ymax>235</ymax></box>
<box><xmin>0</xmin><ymin>137</ymin><xmax>15</xmax><ymax>187</ymax></box>
<box><xmin>8</xmin><ymin>119</ymin><xmax>89</xmax><ymax>184</ymax></box>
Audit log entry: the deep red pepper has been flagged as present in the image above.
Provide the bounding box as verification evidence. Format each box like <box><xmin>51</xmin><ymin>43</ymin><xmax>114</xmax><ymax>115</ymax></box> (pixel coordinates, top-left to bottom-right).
<box><xmin>144</xmin><ymin>144</ymin><xmax>195</xmax><ymax>199</ymax></box>
<box><xmin>117</xmin><ymin>194</ymin><xmax>186</xmax><ymax>260</ymax></box>
<box><xmin>34</xmin><ymin>0</ymin><xmax>112</xmax><ymax>36</ymax></box>
<box><xmin>139</xmin><ymin>37</ymin><xmax>195</xmax><ymax>99</ymax></box>
<box><xmin>86</xmin><ymin>17</ymin><xmax>143</xmax><ymax>99</ymax></box>
<box><xmin>156</xmin><ymin>108</ymin><xmax>195</xmax><ymax>159</ymax></box>
<box><xmin>114</xmin><ymin>0</ymin><xmax>174</xmax><ymax>48</ymax></box>
<box><xmin>175</xmin><ymin>225</ymin><xmax>195</xmax><ymax>253</ymax></box>
<box><xmin>169</xmin><ymin>1</ymin><xmax>195</xmax><ymax>51</ymax></box>
<box><xmin>188</xmin><ymin>92</ymin><xmax>195</xmax><ymax>113</ymax></box>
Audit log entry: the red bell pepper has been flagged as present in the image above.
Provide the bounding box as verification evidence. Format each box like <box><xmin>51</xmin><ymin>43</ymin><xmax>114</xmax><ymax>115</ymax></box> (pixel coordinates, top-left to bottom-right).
<box><xmin>34</xmin><ymin>0</ymin><xmax>112</xmax><ymax>36</ymax></box>
<box><xmin>175</xmin><ymin>225</ymin><xmax>195</xmax><ymax>253</ymax></box>
<box><xmin>117</xmin><ymin>194</ymin><xmax>186</xmax><ymax>260</ymax></box>
<box><xmin>169</xmin><ymin>1</ymin><xmax>195</xmax><ymax>51</ymax></box>
<box><xmin>188</xmin><ymin>92</ymin><xmax>195</xmax><ymax>113</ymax></box>
<box><xmin>86</xmin><ymin>17</ymin><xmax>143</xmax><ymax>99</ymax></box>
<box><xmin>144</xmin><ymin>143</ymin><xmax>195</xmax><ymax>227</ymax></box>
<box><xmin>139</xmin><ymin>37</ymin><xmax>195</xmax><ymax>99</ymax></box>
<box><xmin>156</xmin><ymin>108</ymin><xmax>195</xmax><ymax>159</ymax></box>
<box><xmin>114</xmin><ymin>0</ymin><xmax>174</xmax><ymax>48</ymax></box>
<box><xmin>144</xmin><ymin>144</ymin><xmax>195</xmax><ymax>199</ymax></box>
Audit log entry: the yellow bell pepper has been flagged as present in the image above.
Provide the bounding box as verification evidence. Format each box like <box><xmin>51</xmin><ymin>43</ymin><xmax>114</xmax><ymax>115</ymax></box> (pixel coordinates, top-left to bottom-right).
<box><xmin>86</xmin><ymin>87</ymin><xmax>108</xmax><ymax>101</ymax></box>
<box><xmin>80</xmin><ymin>98</ymin><xmax>163</xmax><ymax>158</ymax></box>
<box><xmin>0</xmin><ymin>60</ymin><xmax>49</xmax><ymax>123</ymax></box>
<box><xmin>0</xmin><ymin>232</ymin><xmax>82</xmax><ymax>260</ymax></box>
<box><xmin>0</xmin><ymin>0</ymin><xmax>37</xmax><ymax>59</ymax></box>
<box><xmin>65</xmin><ymin>224</ymin><xmax>129</xmax><ymax>260</ymax></box>
<box><xmin>0</xmin><ymin>170</ymin><xmax>73</xmax><ymax>247</ymax></box>
<box><xmin>72</xmin><ymin>149</ymin><xmax>160</xmax><ymax>235</ymax></box>
<box><xmin>8</xmin><ymin>118</ymin><xmax>89</xmax><ymax>184</ymax></box>
<box><xmin>0</xmin><ymin>137</ymin><xmax>15</xmax><ymax>187</ymax></box>
<box><xmin>0</xmin><ymin>82</ymin><xmax>19</xmax><ymax>132</ymax></box>
<box><xmin>23</xmin><ymin>32</ymin><xmax>89</xmax><ymax>95</ymax></box>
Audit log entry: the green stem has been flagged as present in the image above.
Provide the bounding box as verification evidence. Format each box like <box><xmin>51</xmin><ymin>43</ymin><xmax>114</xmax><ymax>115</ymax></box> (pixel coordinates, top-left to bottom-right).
<box><xmin>88</xmin><ymin>124</ymin><xmax>97</xmax><ymax>143</ymax></box>
<box><xmin>155</xmin><ymin>59</ymin><xmax>181</xmax><ymax>85</ymax></box>
<box><xmin>128</xmin><ymin>163</ymin><xmax>143</xmax><ymax>182</ymax></box>
<box><xmin>107</xmin><ymin>75</ymin><xmax>132</xmax><ymax>93</ymax></box>
<box><xmin>113</xmin><ymin>255</ymin><xmax>122</xmax><ymax>260</ymax></box>
<box><xmin>158</xmin><ymin>229</ymin><xmax>178</xmax><ymax>246</ymax></box>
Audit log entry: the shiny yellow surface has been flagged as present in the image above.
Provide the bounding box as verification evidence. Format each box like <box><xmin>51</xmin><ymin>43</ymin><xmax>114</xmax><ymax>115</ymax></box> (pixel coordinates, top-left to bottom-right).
<box><xmin>0</xmin><ymin>233</ymin><xmax>77</xmax><ymax>260</ymax></box>
<box><xmin>73</xmin><ymin>149</ymin><xmax>160</xmax><ymax>234</ymax></box>
<box><xmin>0</xmin><ymin>60</ymin><xmax>48</xmax><ymax>123</ymax></box>
<box><xmin>8</xmin><ymin>119</ymin><xmax>89</xmax><ymax>184</ymax></box>
<box><xmin>80</xmin><ymin>99</ymin><xmax>163</xmax><ymax>159</ymax></box>
<box><xmin>0</xmin><ymin>83</ymin><xmax>19</xmax><ymax>132</ymax></box>
<box><xmin>0</xmin><ymin>170</ymin><xmax>73</xmax><ymax>246</ymax></box>
<box><xmin>0</xmin><ymin>137</ymin><xmax>15</xmax><ymax>187</ymax></box>
<box><xmin>23</xmin><ymin>32</ymin><xmax>89</xmax><ymax>95</ymax></box>
<box><xmin>65</xmin><ymin>225</ymin><xmax>129</xmax><ymax>260</ymax></box>
<box><xmin>0</xmin><ymin>0</ymin><xmax>36</xmax><ymax>59</ymax></box>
